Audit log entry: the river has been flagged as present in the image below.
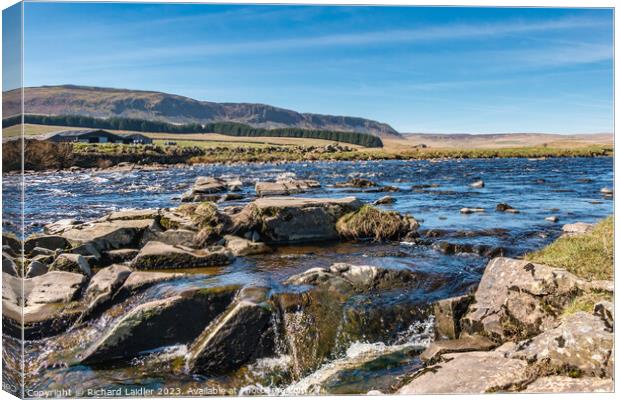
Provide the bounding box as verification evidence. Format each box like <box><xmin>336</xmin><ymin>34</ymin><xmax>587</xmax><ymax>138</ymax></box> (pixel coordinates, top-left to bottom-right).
<box><xmin>1</xmin><ymin>157</ymin><xmax>613</xmax><ymax>395</ymax></box>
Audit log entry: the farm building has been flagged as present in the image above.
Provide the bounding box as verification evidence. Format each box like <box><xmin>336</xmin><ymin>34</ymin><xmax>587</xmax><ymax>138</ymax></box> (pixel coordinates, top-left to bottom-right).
<box><xmin>44</xmin><ymin>129</ymin><xmax>152</xmax><ymax>144</ymax></box>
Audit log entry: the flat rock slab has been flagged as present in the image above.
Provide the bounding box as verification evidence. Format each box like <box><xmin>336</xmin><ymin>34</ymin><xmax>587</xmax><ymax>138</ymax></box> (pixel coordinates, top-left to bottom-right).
<box><xmin>80</xmin><ymin>286</ymin><xmax>239</xmax><ymax>364</ymax></box>
<box><xmin>98</xmin><ymin>209</ymin><xmax>160</xmax><ymax>221</ymax></box>
<box><xmin>116</xmin><ymin>271</ymin><xmax>186</xmax><ymax>297</ymax></box>
<box><xmin>509</xmin><ymin>312</ymin><xmax>613</xmax><ymax>376</ymax></box>
<box><xmin>420</xmin><ymin>335</ymin><xmax>496</xmax><ymax>363</ymax></box>
<box><xmin>397</xmin><ymin>351</ymin><xmax>528</xmax><ymax>394</ymax></box>
<box><xmin>61</xmin><ymin>219</ymin><xmax>156</xmax><ymax>251</ymax></box>
<box><xmin>255</xmin><ymin>179</ymin><xmax>320</xmax><ymax>197</ymax></box>
<box><xmin>80</xmin><ymin>264</ymin><xmax>132</xmax><ymax>321</ymax></box>
<box><xmin>3</xmin><ymin>271</ymin><xmax>87</xmax><ymax>339</ymax></box>
<box><xmin>522</xmin><ymin>376</ymin><xmax>613</xmax><ymax>393</ymax></box>
<box><xmin>131</xmin><ymin>241</ymin><xmax>232</xmax><ymax>270</ymax></box>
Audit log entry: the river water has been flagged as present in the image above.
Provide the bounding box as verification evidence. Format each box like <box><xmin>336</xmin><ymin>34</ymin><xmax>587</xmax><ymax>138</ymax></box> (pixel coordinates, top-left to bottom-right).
<box><xmin>1</xmin><ymin>157</ymin><xmax>613</xmax><ymax>395</ymax></box>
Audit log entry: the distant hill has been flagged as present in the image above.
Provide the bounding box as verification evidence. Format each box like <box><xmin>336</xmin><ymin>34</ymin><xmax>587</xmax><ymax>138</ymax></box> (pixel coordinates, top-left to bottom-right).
<box><xmin>400</xmin><ymin>132</ymin><xmax>613</xmax><ymax>148</ymax></box>
<box><xmin>3</xmin><ymin>85</ymin><xmax>401</xmax><ymax>138</ymax></box>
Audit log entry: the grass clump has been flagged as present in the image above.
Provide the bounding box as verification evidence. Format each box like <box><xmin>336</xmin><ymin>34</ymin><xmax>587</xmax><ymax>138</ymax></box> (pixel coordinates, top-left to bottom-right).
<box><xmin>336</xmin><ymin>205</ymin><xmax>417</xmax><ymax>241</ymax></box>
<box><xmin>525</xmin><ymin>216</ymin><xmax>613</xmax><ymax>281</ymax></box>
<box><xmin>562</xmin><ymin>290</ymin><xmax>612</xmax><ymax>316</ymax></box>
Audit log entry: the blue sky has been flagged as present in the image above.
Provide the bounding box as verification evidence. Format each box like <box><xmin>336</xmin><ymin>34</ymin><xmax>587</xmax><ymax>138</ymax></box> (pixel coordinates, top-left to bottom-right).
<box><xmin>16</xmin><ymin>3</ymin><xmax>615</xmax><ymax>133</ymax></box>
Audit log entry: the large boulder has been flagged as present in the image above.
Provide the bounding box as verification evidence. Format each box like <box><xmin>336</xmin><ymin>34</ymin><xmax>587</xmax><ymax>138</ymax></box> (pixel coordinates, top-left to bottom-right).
<box><xmin>80</xmin><ymin>285</ymin><xmax>239</xmax><ymax>364</ymax></box>
<box><xmin>187</xmin><ymin>296</ymin><xmax>274</xmax><ymax>375</ymax></box>
<box><xmin>131</xmin><ymin>241</ymin><xmax>232</xmax><ymax>270</ymax></box>
<box><xmin>397</xmin><ymin>351</ymin><xmax>529</xmax><ymax>394</ymax></box>
<box><xmin>255</xmin><ymin>179</ymin><xmax>320</xmax><ymax>197</ymax></box>
<box><xmin>49</xmin><ymin>253</ymin><xmax>92</xmax><ymax>276</ymax></box>
<box><xmin>3</xmin><ymin>271</ymin><xmax>87</xmax><ymax>339</ymax></box>
<box><xmin>247</xmin><ymin>197</ymin><xmax>362</xmax><ymax>244</ymax></box>
<box><xmin>508</xmin><ymin>312</ymin><xmax>613</xmax><ymax>377</ymax></box>
<box><xmin>461</xmin><ymin>257</ymin><xmax>585</xmax><ymax>342</ymax></box>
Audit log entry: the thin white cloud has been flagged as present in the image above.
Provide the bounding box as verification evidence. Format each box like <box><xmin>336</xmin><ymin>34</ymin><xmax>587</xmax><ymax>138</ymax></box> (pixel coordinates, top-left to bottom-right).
<box><xmin>35</xmin><ymin>15</ymin><xmax>610</xmax><ymax>66</ymax></box>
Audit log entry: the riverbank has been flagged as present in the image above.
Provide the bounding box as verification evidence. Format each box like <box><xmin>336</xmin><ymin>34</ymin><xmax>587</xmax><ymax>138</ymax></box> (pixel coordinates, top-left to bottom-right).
<box><xmin>1</xmin><ymin>138</ymin><xmax>613</xmax><ymax>172</ymax></box>
<box><xmin>397</xmin><ymin>216</ymin><xmax>614</xmax><ymax>394</ymax></box>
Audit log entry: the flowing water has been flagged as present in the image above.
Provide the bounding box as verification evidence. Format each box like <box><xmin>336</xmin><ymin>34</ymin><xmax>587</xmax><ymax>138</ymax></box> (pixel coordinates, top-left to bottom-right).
<box><xmin>2</xmin><ymin>157</ymin><xmax>613</xmax><ymax>396</ymax></box>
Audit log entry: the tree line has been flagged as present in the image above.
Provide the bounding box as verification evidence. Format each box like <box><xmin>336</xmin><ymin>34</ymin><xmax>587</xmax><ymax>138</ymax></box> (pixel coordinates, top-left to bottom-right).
<box><xmin>3</xmin><ymin>114</ymin><xmax>384</xmax><ymax>148</ymax></box>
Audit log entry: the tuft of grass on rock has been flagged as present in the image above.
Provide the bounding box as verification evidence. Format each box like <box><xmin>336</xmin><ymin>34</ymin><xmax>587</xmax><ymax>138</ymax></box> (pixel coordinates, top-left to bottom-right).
<box><xmin>562</xmin><ymin>290</ymin><xmax>612</xmax><ymax>316</ymax></box>
<box><xmin>336</xmin><ymin>205</ymin><xmax>416</xmax><ymax>241</ymax></box>
<box><xmin>525</xmin><ymin>216</ymin><xmax>613</xmax><ymax>281</ymax></box>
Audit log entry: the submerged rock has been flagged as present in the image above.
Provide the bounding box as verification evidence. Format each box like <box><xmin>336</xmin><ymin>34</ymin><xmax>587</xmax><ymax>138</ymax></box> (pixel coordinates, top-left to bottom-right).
<box><xmin>496</xmin><ymin>203</ymin><xmax>519</xmax><ymax>213</ymax></box>
<box><xmin>545</xmin><ymin>216</ymin><xmax>559</xmax><ymax>223</ymax></box>
<box><xmin>373</xmin><ymin>195</ymin><xmax>395</xmax><ymax>205</ymax></box>
<box><xmin>460</xmin><ymin>207</ymin><xmax>485</xmax><ymax>214</ymax></box>
<box><xmin>470</xmin><ymin>180</ymin><xmax>485</xmax><ymax>188</ymax></box>
<box><xmin>397</xmin><ymin>351</ymin><xmax>529</xmax><ymax>394</ymax></box>
<box><xmin>285</xmin><ymin>263</ymin><xmax>417</xmax><ymax>294</ymax></box>
<box><xmin>80</xmin><ymin>286</ymin><xmax>239</xmax><ymax>364</ymax></box>
<box><xmin>131</xmin><ymin>241</ymin><xmax>232</xmax><ymax>270</ymax></box>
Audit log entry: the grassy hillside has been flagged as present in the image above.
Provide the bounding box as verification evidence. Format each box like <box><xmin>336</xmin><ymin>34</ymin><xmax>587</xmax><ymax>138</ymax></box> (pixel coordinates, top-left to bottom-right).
<box><xmin>3</xmin><ymin>115</ymin><xmax>383</xmax><ymax>147</ymax></box>
<box><xmin>3</xmin><ymin>85</ymin><xmax>401</xmax><ymax>137</ymax></box>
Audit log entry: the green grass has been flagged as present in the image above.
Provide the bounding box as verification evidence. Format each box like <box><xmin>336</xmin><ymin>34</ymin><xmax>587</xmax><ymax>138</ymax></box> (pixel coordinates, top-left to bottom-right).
<box><xmin>525</xmin><ymin>216</ymin><xmax>613</xmax><ymax>281</ymax></box>
<box><xmin>562</xmin><ymin>290</ymin><xmax>613</xmax><ymax>316</ymax></box>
